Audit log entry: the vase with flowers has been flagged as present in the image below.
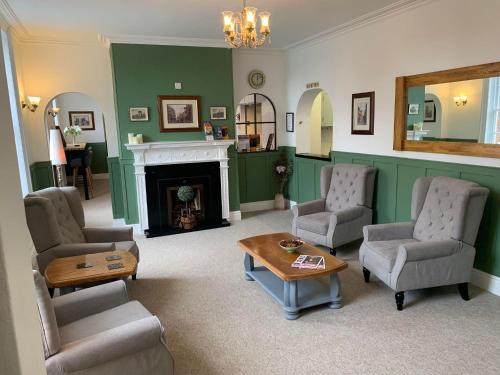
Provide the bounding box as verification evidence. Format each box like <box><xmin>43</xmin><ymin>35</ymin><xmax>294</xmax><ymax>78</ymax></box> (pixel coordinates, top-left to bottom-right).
<box><xmin>273</xmin><ymin>157</ymin><xmax>294</xmax><ymax>210</ymax></box>
<box><xmin>63</xmin><ymin>125</ymin><xmax>82</xmax><ymax>146</ymax></box>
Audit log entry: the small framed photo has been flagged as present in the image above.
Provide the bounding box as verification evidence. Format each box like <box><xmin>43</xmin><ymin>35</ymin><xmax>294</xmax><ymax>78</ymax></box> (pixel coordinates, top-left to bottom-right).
<box><xmin>69</xmin><ymin>111</ymin><xmax>95</xmax><ymax>131</ymax></box>
<box><xmin>286</xmin><ymin>112</ymin><xmax>294</xmax><ymax>132</ymax></box>
<box><xmin>408</xmin><ymin>103</ymin><xmax>419</xmax><ymax>115</ymax></box>
<box><xmin>210</xmin><ymin>106</ymin><xmax>227</xmax><ymax>120</ymax></box>
<box><xmin>351</xmin><ymin>92</ymin><xmax>375</xmax><ymax>135</ymax></box>
<box><xmin>157</xmin><ymin>95</ymin><xmax>201</xmax><ymax>132</ymax></box>
<box><xmin>424</xmin><ymin>100</ymin><xmax>436</xmax><ymax>122</ymax></box>
<box><xmin>129</xmin><ymin>107</ymin><xmax>149</xmax><ymax>122</ymax></box>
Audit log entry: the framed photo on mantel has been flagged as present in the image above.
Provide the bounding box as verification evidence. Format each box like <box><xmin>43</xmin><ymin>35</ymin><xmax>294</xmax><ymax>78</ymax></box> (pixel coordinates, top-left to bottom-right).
<box><xmin>157</xmin><ymin>95</ymin><xmax>201</xmax><ymax>132</ymax></box>
<box><xmin>351</xmin><ymin>91</ymin><xmax>375</xmax><ymax>135</ymax></box>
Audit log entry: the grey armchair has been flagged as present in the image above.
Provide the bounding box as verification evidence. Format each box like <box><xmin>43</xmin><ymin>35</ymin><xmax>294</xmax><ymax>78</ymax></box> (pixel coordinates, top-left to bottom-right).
<box><xmin>292</xmin><ymin>164</ymin><xmax>376</xmax><ymax>253</ymax></box>
<box><xmin>33</xmin><ymin>271</ymin><xmax>174</xmax><ymax>375</ymax></box>
<box><xmin>24</xmin><ymin>187</ymin><xmax>139</xmax><ymax>277</ymax></box>
<box><xmin>359</xmin><ymin>176</ymin><xmax>489</xmax><ymax>310</ymax></box>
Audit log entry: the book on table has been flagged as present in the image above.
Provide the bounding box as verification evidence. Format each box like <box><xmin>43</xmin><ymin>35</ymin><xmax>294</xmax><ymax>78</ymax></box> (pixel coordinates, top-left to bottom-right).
<box><xmin>291</xmin><ymin>255</ymin><xmax>325</xmax><ymax>269</ymax></box>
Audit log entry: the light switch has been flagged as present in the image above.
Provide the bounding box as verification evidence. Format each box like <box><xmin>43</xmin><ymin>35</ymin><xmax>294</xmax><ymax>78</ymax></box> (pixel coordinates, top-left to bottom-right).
<box><xmin>175</xmin><ymin>82</ymin><xmax>182</xmax><ymax>90</ymax></box>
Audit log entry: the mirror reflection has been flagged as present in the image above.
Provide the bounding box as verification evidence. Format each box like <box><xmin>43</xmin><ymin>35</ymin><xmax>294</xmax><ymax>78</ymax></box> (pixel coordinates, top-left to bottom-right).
<box><xmin>406</xmin><ymin>77</ymin><xmax>500</xmax><ymax>144</ymax></box>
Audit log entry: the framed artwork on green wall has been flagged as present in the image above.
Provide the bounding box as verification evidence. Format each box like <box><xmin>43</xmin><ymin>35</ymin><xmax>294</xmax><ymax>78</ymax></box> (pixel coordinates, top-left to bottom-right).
<box><xmin>157</xmin><ymin>95</ymin><xmax>201</xmax><ymax>132</ymax></box>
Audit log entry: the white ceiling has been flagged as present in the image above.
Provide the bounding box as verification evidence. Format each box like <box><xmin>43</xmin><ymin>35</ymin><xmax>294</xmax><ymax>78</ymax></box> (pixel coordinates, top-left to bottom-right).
<box><xmin>6</xmin><ymin>0</ymin><xmax>410</xmax><ymax>48</ymax></box>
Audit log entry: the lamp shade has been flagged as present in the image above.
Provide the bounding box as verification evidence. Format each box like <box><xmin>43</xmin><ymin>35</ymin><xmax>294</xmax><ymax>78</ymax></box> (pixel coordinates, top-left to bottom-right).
<box><xmin>49</xmin><ymin>129</ymin><xmax>67</xmax><ymax>165</ymax></box>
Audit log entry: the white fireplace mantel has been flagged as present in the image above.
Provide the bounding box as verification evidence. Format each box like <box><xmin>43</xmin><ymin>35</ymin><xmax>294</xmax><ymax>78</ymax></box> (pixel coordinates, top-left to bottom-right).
<box><xmin>125</xmin><ymin>140</ymin><xmax>235</xmax><ymax>232</ymax></box>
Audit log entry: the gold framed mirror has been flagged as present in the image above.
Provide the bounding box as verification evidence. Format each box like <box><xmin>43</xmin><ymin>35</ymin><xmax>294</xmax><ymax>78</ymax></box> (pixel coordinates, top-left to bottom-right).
<box><xmin>393</xmin><ymin>61</ymin><xmax>500</xmax><ymax>158</ymax></box>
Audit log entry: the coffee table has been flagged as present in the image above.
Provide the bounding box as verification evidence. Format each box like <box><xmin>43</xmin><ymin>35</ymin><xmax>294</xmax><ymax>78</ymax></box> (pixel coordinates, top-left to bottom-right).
<box><xmin>237</xmin><ymin>232</ymin><xmax>348</xmax><ymax>320</ymax></box>
<box><xmin>44</xmin><ymin>251</ymin><xmax>137</xmax><ymax>291</ymax></box>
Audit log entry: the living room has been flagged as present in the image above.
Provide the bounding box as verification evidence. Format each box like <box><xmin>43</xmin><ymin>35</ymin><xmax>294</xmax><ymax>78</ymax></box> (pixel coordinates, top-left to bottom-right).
<box><xmin>1</xmin><ymin>0</ymin><xmax>500</xmax><ymax>374</ymax></box>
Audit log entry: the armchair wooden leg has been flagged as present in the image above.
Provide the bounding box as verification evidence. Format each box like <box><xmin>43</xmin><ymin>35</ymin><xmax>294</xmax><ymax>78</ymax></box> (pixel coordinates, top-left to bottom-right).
<box><xmin>458</xmin><ymin>283</ymin><xmax>470</xmax><ymax>301</ymax></box>
<box><xmin>329</xmin><ymin>248</ymin><xmax>336</xmax><ymax>256</ymax></box>
<box><xmin>362</xmin><ymin>267</ymin><xmax>370</xmax><ymax>283</ymax></box>
<box><xmin>395</xmin><ymin>292</ymin><xmax>405</xmax><ymax>311</ymax></box>
<box><xmin>72</xmin><ymin>167</ymin><xmax>78</xmax><ymax>186</ymax></box>
<box><xmin>132</xmin><ymin>274</ymin><xmax>137</xmax><ymax>280</ymax></box>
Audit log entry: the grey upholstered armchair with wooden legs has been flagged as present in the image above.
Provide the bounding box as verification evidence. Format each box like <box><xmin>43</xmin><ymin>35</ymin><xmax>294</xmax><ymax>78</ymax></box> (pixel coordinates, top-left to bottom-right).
<box><xmin>24</xmin><ymin>187</ymin><xmax>139</xmax><ymax>277</ymax></box>
<box><xmin>292</xmin><ymin>164</ymin><xmax>376</xmax><ymax>254</ymax></box>
<box><xmin>359</xmin><ymin>176</ymin><xmax>489</xmax><ymax>311</ymax></box>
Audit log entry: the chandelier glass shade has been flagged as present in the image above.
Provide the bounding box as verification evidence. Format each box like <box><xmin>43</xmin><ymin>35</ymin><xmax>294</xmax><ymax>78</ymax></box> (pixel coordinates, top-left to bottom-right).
<box><xmin>222</xmin><ymin>1</ymin><xmax>271</xmax><ymax>48</ymax></box>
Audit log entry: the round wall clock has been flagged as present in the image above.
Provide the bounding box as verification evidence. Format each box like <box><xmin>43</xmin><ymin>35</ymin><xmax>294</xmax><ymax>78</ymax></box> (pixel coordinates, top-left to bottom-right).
<box><xmin>248</xmin><ymin>69</ymin><xmax>266</xmax><ymax>89</ymax></box>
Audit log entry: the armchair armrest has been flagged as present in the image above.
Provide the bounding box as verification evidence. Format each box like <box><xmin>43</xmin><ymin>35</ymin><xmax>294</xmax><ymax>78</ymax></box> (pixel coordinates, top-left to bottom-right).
<box><xmin>46</xmin><ymin>316</ymin><xmax>163</xmax><ymax>373</ymax></box>
<box><xmin>363</xmin><ymin>222</ymin><xmax>415</xmax><ymax>242</ymax></box>
<box><xmin>53</xmin><ymin>280</ymin><xmax>128</xmax><ymax>326</ymax></box>
<box><xmin>292</xmin><ymin>199</ymin><xmax>326</xmax><ymax>217</ymax></box>
<box><xmin>331</xmin><ymin>206</ymin><xmax>367</xmax><ymax>225</ymax></box>
<box><xmin>51</xmin><ymin>242</ymin><xmax>115</xmax><ymax>258</ymax></box>
<box><xmin>83</xmin><ymin>226</ymin><xmax>134</xmax><ymax>243</ymax></box>
<box><xmin>398</xmin><ymin>239</ymin><xmax>460</xmax><ymax>262</ymax></box>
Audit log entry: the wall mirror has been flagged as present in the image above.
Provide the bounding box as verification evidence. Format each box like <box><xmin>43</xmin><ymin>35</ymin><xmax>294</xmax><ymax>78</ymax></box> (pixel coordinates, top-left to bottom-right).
<box><xmin>235</xmin><ymin>93</ymin><xmax>276</xmax><ymax>152</ymax></box>
<box><xmin>394</xmin><ymin>61</ymin><xmax>500</xmax><ymax>158</ymax></box>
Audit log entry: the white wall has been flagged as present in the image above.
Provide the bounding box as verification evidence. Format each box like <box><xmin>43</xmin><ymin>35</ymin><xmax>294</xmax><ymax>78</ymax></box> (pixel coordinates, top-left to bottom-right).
<box><xmin>232</xmin><ymin>49</ymin><xmax>287</xmax><ymax>147</ymax></box>
<box><xmin>286</xmin><ymin>0</ymin><xmax>500</xmax><ymax>168</ymax></box>
<box><xmin>13</xmin><ymin>38</ymin><xmax>119</xmax><ymax>163</ymax></box>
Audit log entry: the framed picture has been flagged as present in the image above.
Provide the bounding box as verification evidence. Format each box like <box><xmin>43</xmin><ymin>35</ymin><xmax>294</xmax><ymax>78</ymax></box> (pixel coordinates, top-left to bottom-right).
<box><xmin>129</xmin><ymin>107</ymin><xmax>149</xmax><ymax>122</ymax></box>
<box><xmin>157</xmin><ymin>95</ymin><xmax>201</xmax><ymax>132</ymax></box>
<box><xmin>210</xmin><ymin>106</ymin><xmax>227</xmax><ymax>120</ymax></box>
<box><xmin>408</xmin><ymin>103</ymin><xmax>419</xmax><ymax>115</ymax></box>
<box><xmin>69</xmin><ymin>111</ymin><xmax>95</xmax><ymax>131</ymax></box>
<box><xmin>351</xmin><ymin>92</ymin><xmax>375</xmax><ymax>135</ymax></box>
<box><xmin>286</xmin><ymin>112</ymin><xmax>294</xmax><ymax>132</ymax></box>
<box><xmin>424</xmin><ymin>100</ymin><xmax>436</xmax><ymax>122</ymax></box>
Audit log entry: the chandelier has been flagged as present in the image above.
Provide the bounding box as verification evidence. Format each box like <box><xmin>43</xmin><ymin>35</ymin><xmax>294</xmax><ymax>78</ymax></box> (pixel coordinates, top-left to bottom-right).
<box><xmin>222</xmin><ymin>1</ymin><xmax>271</xmax><ymax>48</ymax></box>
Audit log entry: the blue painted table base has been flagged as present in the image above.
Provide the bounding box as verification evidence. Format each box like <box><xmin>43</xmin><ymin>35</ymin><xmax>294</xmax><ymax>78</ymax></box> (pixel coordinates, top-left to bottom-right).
<box><xmin>244</xmin><ymin>253</ymin><xmax>342</xmax><ymax>320</ymax></box>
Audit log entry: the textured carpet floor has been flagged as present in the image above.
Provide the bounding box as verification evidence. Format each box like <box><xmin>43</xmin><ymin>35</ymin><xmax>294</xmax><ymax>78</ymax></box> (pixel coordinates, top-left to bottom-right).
<box><xmin>83</xmin><ymin>187</ymin><xmax>500</xmax><ymax>375</ymax></box>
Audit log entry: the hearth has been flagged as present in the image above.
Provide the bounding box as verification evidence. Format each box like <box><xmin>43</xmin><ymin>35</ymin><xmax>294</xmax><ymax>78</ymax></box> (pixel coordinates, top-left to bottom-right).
<box><xmin>145</xmin><ymin>162</ymin><xmax>229</xmax><ymax>237</ymax></box>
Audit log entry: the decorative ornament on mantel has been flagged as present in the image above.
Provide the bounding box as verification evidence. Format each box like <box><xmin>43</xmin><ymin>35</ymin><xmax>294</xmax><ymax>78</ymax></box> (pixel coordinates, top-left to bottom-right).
<box><xmin>222</xmin><ymin>0</ymin><xmax>271</xmax><ymax>48</ymax></box>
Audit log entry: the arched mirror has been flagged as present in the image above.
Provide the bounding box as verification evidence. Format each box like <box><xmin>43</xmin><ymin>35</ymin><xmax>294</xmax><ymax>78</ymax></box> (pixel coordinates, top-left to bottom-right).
<box><xmin>236</xmin><ymin>93</ymin><xmax>276</xmax><ymax>152</ymax></box>
<box><xmin>295</xmin><ymin>89</ymin><xmax>333</xmax><ymax>158</ymax></box>
<box><xmin>44</xmin><ymin>92</ymin><xmax>108</xmax><ymax>200</ymax></box>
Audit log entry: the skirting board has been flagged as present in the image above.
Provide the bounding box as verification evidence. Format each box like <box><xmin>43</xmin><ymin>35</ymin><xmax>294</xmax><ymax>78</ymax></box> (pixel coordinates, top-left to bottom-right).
<box><xmin>240</xmin><ymin>200</ymin><xmax>275</xmax><ymax>213</ymax></box>
<box><xmin>471</xmin><ymin>268</ymin><xmax>500</xmax><ymax>296</ymax></box>
<box><xmin>229</xmin><ymin>211</ymin><xmax>242</xmax><ymax>221</ymax></box>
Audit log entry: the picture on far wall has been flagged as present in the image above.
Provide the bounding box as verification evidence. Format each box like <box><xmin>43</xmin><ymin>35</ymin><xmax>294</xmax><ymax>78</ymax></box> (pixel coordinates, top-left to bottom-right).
<box><xmin>129</xmin><ymin>107</ymin><xmax>149</xmax><ymax>122</ymax></box>
<box><xmin>408</xmin><ymin>103</ymin><xmax>419</xmax><ymax>115</ymax></box>
<box><xmin>351</xmin><ymin>92</ymin><xmax>375</xmax><ymax>135</ymax></box>
<box><xmin>157</xmin><ymin>95</ymin><xmax>201</xmax><ymax>132</ymax></box>
<box><xmin>424</xmin><ymin>100</ymin><xmax>436</xmax><ymax>122</ymax></box>
<box><xmin>69</xmin><ymin>111</ymin><xmax>95</xmax><ymax>131</ymax></box>
<box><xmin>286</xmin><ymin>112</ymin><xmax>294</xmax><ymax>132</ymax></box>
<box><xmin>210</xmin><ymin>106</ymin><xmax>227</xmax><ymax>120</ymax></box>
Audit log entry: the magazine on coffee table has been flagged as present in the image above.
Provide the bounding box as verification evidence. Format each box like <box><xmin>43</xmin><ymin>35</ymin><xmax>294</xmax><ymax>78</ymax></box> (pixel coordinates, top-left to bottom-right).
<box><xmin>292</xmin><ymin>255</ymin><xmax>325</xmax><ymax>269</ymax></box>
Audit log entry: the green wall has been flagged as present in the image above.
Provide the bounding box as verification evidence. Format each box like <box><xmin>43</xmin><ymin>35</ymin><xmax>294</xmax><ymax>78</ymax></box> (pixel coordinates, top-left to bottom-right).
<box><xmin>238</xmin><ymin>151</ymin><xmax>281</xmax><ymax>203</ymax></box>
<box><xmin>280</xmin><ymin>147</ymin><xmax>500</xmax><ymax>277</ymax></box>
<box><xmin>110</xmin><ymin>44</ymin><xmax>238</xmax><ymax>223</ymax></box>
<box><xmin>407</xmin><ymin>85</ymin><xmax>425</xmax><ymax>128</ymax></box>
<box><xmin>87</xmin><ymin>142</ymin><xmax>108</xmax><ymax>174</ymax></box>
<box><xmin>30</xmin><ymin>161</ymin><xmax>54</xmax><ymax>191</ymax></box>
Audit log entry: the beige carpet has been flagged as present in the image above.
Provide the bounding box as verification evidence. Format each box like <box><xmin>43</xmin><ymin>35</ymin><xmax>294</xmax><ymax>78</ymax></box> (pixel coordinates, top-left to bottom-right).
<box><xmin>83</xmin><ymin>186</ymin><xmax>500</xmax><ymax>375</ymax></box>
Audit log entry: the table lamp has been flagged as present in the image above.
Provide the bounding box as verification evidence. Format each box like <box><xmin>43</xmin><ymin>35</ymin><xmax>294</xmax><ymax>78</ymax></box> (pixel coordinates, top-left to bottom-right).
<box><xmin>49</xmin><ymin>129</ymin><xmax>67</xmax><ymax>187</ymax></box>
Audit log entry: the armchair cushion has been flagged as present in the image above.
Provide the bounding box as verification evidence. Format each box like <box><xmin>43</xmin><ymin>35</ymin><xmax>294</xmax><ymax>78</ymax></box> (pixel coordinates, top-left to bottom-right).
<box><xmin>363</xmin><ymin>222</ymin><xmax>415</xmax><ymax>242</ymax></box>
<box><xmin>292</xmin><ymin>199</ymin><xmax>325</xmax><ymax>217</ymax></box>
<box><xmin>362</xmin><ymin>239</ymin><xmax>418</xmax><ymax>272</ymax></box>
<box><xmin>54</xmin><ymin>280</ymin><xmax>129</xmax><ymax>326</ymax></box>
<box><xmin>83</xmin><ymin>227</ymin><xmax>134</xmax><ymax>243</ymax></box>
<box><xmin>295</xmin><ymin>211</ymin><xmax>331</xmax><ymax>235</ymax></box>
<box><xmin>331</xmin><ymin>206</ymin><xmax>367</xmax><ymax>225</ymax></box>
<box><xmin>59</xmin><ymin>301</ymin><xmax>151</xmax><ymax>344</ymax></box>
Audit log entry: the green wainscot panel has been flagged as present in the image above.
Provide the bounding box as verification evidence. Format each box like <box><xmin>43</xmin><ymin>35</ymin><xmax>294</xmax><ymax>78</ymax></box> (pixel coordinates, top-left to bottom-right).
<box><xmin>395</xmin><ymin>164</ymin><xmax>426</xmax><ymax>221</ymax></box>
<box><xmin>238</xmin><ymin>151</ymin><xmax>280</xmax><ymax>203</ymax></box>
<box><xmin>30</xmin><ymin>161</ymin><xmax>54</xmax><ymax>191</ymax></box>
<box><xmin>296</xmin><ymin>157</ymin><xmax>316</xmax><ymax>203</ymax></box>
<box><xmin>87</xmin><ymin>142</ymin><xmax>109</xmax><ymax>174</ymax></box>
<box><xmin>107</xmin><ymin>157</ymin><xmax>124</xmax><ymax>219</ymax></box>
<box><xmin>120</xmin><ymin>159</ymin><xmax>139</xmax><ymax>225</ymax></box>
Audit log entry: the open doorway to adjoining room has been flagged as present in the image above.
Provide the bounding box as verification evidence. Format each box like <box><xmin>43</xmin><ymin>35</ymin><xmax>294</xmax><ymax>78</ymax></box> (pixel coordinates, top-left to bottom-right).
<box><xmin>295</xmin><ymin>89</ymin><xmax>333</xmax><ymax>158</ymax></box>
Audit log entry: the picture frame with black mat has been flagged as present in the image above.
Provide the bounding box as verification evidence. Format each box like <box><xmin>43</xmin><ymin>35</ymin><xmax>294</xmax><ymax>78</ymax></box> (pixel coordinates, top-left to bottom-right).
<box><xmin>351</xmin><ymin>92</ymin><xmax>375</xmax><ymax>135</ymax></box>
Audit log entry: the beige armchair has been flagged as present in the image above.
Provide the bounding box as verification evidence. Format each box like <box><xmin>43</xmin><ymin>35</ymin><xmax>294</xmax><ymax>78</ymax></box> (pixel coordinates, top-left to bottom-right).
<box><xmin>292</xmin><ymin>164</ymin><xmax>376</xmax><ymax>254</ymax></box>
<box><xmin>33</xmin><ymin>271</ymin><xmax>174</xmax><ymax>375</ymax></box>
<box><xmin>24</xmin><ymin>187</ymin><xmax>139</xmax><ymax>277</ymax></box>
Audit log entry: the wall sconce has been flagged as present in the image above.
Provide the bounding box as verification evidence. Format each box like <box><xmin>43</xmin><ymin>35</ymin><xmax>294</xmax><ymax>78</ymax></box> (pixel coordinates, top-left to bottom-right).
<box><xmin>22</xmin><ymin>96</ymin><xmax>41</xmax><ymax>112</ymax></box>
<box><xmin>453</xmin><ymin>95</ymin><xmax>468</xmax><ymax>106</ymax></box>
<box><xmin>48</xmin><ymin>107</ymin><xmax>60</xmax><ymax>117</ymax></box>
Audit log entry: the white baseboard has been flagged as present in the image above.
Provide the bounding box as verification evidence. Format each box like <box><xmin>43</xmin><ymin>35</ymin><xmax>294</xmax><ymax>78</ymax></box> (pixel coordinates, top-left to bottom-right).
<box><xmin>93</xmin><ymin>173</ymin><xmax>109</xmax><ymax>180</ymax></box>
<box><xmin>229</xmin><ymin>211</ymin><xmax>242</xmax><ymax>221</ymax></box>
<box><xmin>471</xmin><ymin>268</ymin><xmax>500</xmax><ymax>296</ymax></box>
<box><xmin>112</xmin><ymin>218</ymin><xmax>126</xmax><ymax>227</ymax></box>
<box><xmin>240</xmin><ymin>200</ymin><xmax>275</xmax><ymax>213</ymax></box>
<box><xmin>287</xmin><ymin>200</ymin><xmax>297</xmax><ymax>208</ymax></box>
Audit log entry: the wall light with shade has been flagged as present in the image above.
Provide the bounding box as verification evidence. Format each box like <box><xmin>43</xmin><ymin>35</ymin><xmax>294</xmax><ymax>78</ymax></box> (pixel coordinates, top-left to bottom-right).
<box><xmin>453</xmin><ymin>95</ymin><xmax>468</xmax><ymax>106</ymax></box>
<box><xmin>48</xmin><ymin>107</ymin><xmax>60</xmax><ymax>117</ymax></box>
<box><xmin>49</xmin><ymin>129</ymin><xmax>67</xmax><ymax>187</ymax></box>
<box><xmin>22</xmin><ymin>96</ymin><xmax>41</xmax><ymax>112</ymax></box>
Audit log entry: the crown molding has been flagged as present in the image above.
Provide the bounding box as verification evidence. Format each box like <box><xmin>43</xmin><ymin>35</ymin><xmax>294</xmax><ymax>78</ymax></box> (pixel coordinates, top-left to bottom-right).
<box><xmin>232</xmin><ymin>48</ymin><xmax>285</xmax><ymax>56</ymax></box>
<box><xmin>0</xmin><ymin>0</ymin><xmax>29</xmax><ymax>37</ymax></box>
<box><xmin>104</xmin><ymin>34</ymin><xmax>229</xmax><ymax>48</ymax></box>
<box><xmin>285</xmin><ymin>0</ymin><xmax>432</xmax><ymax>51</ymax></box>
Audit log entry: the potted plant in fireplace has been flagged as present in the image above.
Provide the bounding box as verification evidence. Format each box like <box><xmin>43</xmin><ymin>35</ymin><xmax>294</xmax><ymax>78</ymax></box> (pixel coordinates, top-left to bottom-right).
<box><xmin>273</xmin><ymin>157</ymin><xmax>294</xmax><ymax>210</ymax></box>
<box><xmin>177</xmin><ymin>185</ymin><xmax>197</xmax><ymax>230</ymax></box>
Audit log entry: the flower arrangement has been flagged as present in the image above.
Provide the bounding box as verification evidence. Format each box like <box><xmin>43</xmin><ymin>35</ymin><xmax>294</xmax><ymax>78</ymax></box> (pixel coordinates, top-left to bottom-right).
<box><xmin>63</xmin><ymin>125</ymin><xmax>82</xmax><ymax>145</ymax></box>
<box><xmin>274</xmin><ymin>157</ymin><xmax>294</xmax><ymax>194</ymax></box>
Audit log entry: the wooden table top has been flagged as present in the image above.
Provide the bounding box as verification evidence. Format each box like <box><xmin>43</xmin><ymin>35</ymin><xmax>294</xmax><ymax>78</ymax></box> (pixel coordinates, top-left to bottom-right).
<box><xmin>237</xmin><ymin>232</ymin><xmax>348</xmax><ymax>281</ymax></box>
<box><xmin>44</xmin><ymin>251</ymin><xmax>137</xmax><ymax>288</ymax></box>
